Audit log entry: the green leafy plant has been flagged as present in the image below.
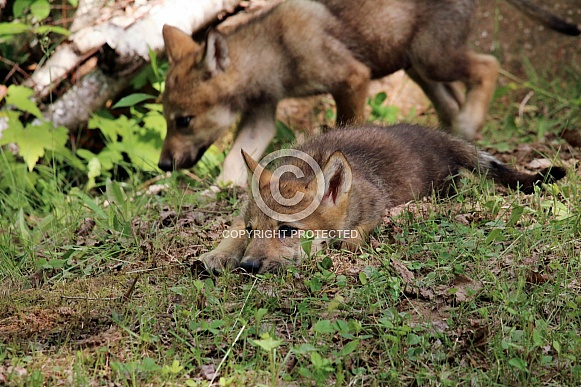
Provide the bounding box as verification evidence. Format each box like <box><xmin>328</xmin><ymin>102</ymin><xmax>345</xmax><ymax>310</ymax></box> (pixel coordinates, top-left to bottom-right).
<box><xmin>82</xmin><ymin>103</ymin><xmax>165</xmax><ymax>187</ymax></box>
<box><xmin>0</xmin><ymin>86</ymin><xmax>85</xmax><ymax>218</ymax></box>
<box><xmin>368</xmin><ymin>92</ymin><xmax>399</xmax><ymax>123</ymax></box>
<box><xmin>1</xmin><ymin>86</ymin><xmax>71</xmax><ymax>171</ymax></box>
<box><xmin>9</xmin><ymin>0</ymin><xmax>74</xmax><ymax>27</ymax></box>
<box><xmin>249</xmin><ymin>333</ymin><xmax>284</xmax><ymax>385</ymax></box>
<box><xmin>1</xmin><ymin>7</ymin><xmax>580</xmax><ymax>385</ymax></box>
<box><xmin>0</xmin><ymin>0</ymin><xmax>70</xmax><ymax>48</ymax></box>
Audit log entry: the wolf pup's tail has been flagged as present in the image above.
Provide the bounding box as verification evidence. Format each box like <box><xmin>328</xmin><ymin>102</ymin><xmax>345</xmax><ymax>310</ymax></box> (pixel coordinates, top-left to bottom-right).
<box><xmin>466</xmin><ymin>150</ymin><xmax>566</xmax><ymax>194</ymax></box>
<box><xmin>506</xmin><ymin>0</ymin><xmax>580</xmax><ymax>36</ymax></box>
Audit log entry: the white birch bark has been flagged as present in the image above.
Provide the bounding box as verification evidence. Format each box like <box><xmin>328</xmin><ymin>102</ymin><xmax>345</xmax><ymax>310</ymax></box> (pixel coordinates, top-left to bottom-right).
<box><xmin>24</xmin><ymin>0</ymin><xmax>242</xmax><ymax>130</ymax></box>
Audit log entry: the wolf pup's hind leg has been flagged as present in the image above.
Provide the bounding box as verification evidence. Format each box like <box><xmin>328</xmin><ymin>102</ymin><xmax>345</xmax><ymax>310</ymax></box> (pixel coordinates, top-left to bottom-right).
<box><xmin>406</xmin><ymin>68</ymin><xmax>462</xmax><ymax>129</ymax></box>
<box><xmin>452</xmin><ymin>53</ymin><xmax>500</xmax><ymax>140</ymax></box>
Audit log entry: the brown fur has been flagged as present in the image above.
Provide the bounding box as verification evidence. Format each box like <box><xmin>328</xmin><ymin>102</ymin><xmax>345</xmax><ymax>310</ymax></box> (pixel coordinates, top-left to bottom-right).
<box><xmin>200</xmin><ymin>124</ymin><xmax>566</xmax><ymax>274</ymax></box>
<box><xmin>158</xmin><ymin>0</ymin><xmax>578</xmax><ymax>186</ymax></box>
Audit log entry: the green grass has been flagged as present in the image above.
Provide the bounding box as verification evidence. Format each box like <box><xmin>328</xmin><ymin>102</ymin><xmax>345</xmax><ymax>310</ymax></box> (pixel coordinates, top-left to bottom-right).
<box><xmin>1</xmin><ymin>68</ymin><xmax>581</xmax><ymax>386</ymax></box>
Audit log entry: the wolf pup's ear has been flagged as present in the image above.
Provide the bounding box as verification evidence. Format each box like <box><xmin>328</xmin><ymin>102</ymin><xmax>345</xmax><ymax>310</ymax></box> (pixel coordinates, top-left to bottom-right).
<box><xmin>241</xmin><ymin>150</ymin><xmax>272</xmax><ymax>187</ymax></box>
<box><xmin>320</xmin><ymin>151</ymin><xmax>352</xmax><ymax>204</ymax></box>
<box><xmin>162</xmin><ymin>25</ymin><xmax>201</xmax><ymax>65</ymax></box>
<box><xmin>205</xmin><ymin>30</ymin><xmax>230</xmax><ymax>76</ymax></box>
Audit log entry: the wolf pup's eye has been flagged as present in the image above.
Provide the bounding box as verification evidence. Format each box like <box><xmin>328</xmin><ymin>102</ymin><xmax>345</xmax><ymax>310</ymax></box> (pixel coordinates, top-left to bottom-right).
<box><xmin>245</xmin><ymin>225</ymin><xmax>253</xmax><ymax>237</ymax></box>
<box><xmin>278</xmin><ymin>225</ymin><xmax>297</xmax><ymax>238</ymax></box>
<box><xmin>175</xmin><ymin>116</ymin><xmax>192</xmax><ymax>128</ymax></box>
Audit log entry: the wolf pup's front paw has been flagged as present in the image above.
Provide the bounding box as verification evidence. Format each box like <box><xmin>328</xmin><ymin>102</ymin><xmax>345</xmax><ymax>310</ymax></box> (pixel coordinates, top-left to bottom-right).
<box><xmin>199</xmin><ymin>250</ymin><xmax>241</xmax><ymax>274</ymax></box>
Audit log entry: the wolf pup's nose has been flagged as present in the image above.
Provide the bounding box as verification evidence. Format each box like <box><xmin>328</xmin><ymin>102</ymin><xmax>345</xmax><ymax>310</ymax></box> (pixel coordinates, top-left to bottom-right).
<box><xmin>240</xmin><ymin>259</ymin><xmax>262</xmax><ymax>274</ymax></box>
<box><xmin>158</xmin><ymin>157</ymin><xmax>174</xmax><ymax>171</ymax></box>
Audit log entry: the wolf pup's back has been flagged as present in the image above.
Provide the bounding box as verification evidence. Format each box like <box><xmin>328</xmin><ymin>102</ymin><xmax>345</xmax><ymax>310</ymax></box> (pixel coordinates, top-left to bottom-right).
<box><xmin>296</xmin><ymin>124</ymin><xmax>565</xmax><ymax>202</ymax></box>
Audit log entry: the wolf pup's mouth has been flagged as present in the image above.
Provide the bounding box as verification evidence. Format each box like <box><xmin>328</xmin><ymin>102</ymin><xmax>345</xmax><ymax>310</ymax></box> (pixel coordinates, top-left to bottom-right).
<box><xmin>178</xmin><ymin>145</ymin><xmax>209</xmax><ymax>170</ymax></box>
<box><xmin>193</xmin><ymin>145</ymin><xmax>209</xmax><ymax>165</ymax></box>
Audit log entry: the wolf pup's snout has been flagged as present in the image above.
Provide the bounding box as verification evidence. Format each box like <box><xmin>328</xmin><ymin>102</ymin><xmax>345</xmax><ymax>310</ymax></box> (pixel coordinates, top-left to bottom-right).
<box><xmin>239</xmin><ymin>258</ymin><xmax>263</xmax><ymax>274</ymax></box>
<box><xmin>157</xmin><ymin>146</ymin><xmax>208</xmax><ymax>171</ymax></box>
<box><xmin>158</xmin><ymin>155</ymin><xmax>174</xmax><ymax>171</ymax></box>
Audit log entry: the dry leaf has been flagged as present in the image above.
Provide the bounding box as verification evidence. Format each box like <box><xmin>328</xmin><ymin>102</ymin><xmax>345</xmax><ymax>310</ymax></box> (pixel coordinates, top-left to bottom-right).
<box><xmin>527</xmin><ymin>158</ymin><xmax>552</xmax><ymax>170</ymax></box>
<box><xmin>562</xmin><ymin>129</ymin><xmax>581</xmax><ymax>148</ymax></box>
<box><xmin>390</xmin><ymin>258</ymin><xmax>414</xmax><ymax>284</ymax></box>
<box><xmin>76</xmin><ymin>217</ymin><xmax>96</xmax><ymax>237</ymax></box>
<box><xmin>526</xmin><ymin>270</ymin><xmax>550</xmax><ymax>285</ymax></box>
<box><xmin>200</xmin><ymin>364</ymin><xmax>218</xmax><ymax>380</ymax></box>
<box><xmin>385</xmin><ymin>203</ymin><xmax>410</xmax><ymax>218</ymax></box>
<box><xmin>450</xmin><ymin>275</ymin><xmax>483</xmax><ymax>302</ymax></box>
<box><xmin>454</xmin><ymin>214</ymin><xmax>470</xmax><ymax>226</ymax></box>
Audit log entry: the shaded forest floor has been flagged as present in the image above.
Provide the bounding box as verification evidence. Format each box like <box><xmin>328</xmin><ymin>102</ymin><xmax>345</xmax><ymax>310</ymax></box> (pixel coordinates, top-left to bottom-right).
<box><xmin>1</xmin><ymin>60</ymin><xmax>581</xmax><ymax>386</ymax></box>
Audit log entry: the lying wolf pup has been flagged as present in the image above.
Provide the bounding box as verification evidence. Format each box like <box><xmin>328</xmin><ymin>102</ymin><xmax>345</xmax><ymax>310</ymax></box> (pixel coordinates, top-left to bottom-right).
<box><xmin>200</xmin><ymin>124</ymin><xmax>566</xmax><ymax>274</ymax></box>
<box><xmin>159</xmin><ymin>0</ymin><xmax>578</xmax><ymax>186</ymax></box>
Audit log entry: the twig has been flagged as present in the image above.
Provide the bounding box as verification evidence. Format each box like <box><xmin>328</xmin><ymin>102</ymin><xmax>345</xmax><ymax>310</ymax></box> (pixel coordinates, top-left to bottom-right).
<box><xmin>182</xmin><ymin>170</ymin><xmax>205</xmax><ymax>183</ymax></box>
<box><xmin>192</xmin><ymin>209</ymin><xmax>231</xmax><ymax>214</ymax></box>
<box><xmin>209</xmin><ymin>325</ymin><xmax>246</xmax><ymax>386</ymax></box>
<box><xmin>0</xmin><ymin>57</ymin><xmax>29</xmax><ymax>83</ymax></box>
<box><xmin>498</xmin><ymin>68</ymin><xmax>577</xmax><ymax>106</ymax></box>
<box><xmin>125</xmin><ymin>262</ymin><xmax>190</xmax><ymax>274</ymax></box>
<box><xmin>139</xmin><ymin>173</ymin><xmax>168</xmax><ymax>191</ymax></box>
<box><xmin>122</xmin><ymin>273</ymin><xmax>141</xmax><ymax>301</ymax></box>
<box><xmin>518</xmin><ymin>91</ymin><xmax>534</xmax><ymax>119</ymax></box>
<box><xmin>61</xmin><ymin>295</ymin><xmax>119</xmax><ymax>301</ymax></box>
<box><xmin>230</xmin><ymin>277</ymin><xmax>257</xmax><ymax>333</ymax></box>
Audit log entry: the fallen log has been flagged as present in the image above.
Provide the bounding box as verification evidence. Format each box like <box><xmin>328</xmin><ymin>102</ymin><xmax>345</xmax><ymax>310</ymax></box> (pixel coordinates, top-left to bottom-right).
<box><xmin>26</xmin><ymin>0</ymin><xmax>243</xmax><ymax>129</ymax></box>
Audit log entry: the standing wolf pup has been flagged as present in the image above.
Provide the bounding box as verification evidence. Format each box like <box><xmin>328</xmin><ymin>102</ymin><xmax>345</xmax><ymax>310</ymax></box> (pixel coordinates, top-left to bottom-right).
<box><xmin>158</xmin><ymin>0</ymin><xmax>579</xmax><ymax>186</ymax></box>
<box><xmin>199</xmin><ymin>124</ymin><xmax>566</xmax><ymax>274</ymax></box>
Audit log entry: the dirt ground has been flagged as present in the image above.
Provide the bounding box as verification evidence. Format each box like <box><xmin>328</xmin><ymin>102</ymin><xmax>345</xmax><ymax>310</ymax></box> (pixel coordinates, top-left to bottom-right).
<box><xmin>472</xmin><ymin>1</ymin><xmax>580</xmax><ymax>79</ymax></box>
<box><xmin>1</xmin><ymin>3</ymin><xmax>579</xmax><ymax>384</ymax></box>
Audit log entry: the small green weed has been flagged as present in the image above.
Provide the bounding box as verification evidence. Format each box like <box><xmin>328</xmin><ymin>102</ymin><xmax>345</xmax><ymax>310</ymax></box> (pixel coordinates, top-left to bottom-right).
<box><xmin>1</xmin><ymin>20</ymin><xmax>580</xmax><ymax>385</ymax></box>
